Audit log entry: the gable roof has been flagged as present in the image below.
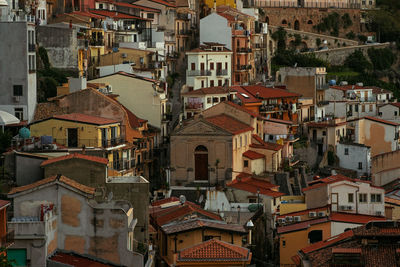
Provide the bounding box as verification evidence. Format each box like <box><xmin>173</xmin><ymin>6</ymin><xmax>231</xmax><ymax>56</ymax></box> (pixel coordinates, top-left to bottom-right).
<box><xmin>223</xmin><ymin>101</ymin><xmax>261</xmax><ymax>118</ymax></box>
<box><xmin>31</xmin><ymin>113</ymin><xmax>120</xmax><ymax>126</ymax></box>
<box><xmin>227</xmin><ymin>176</ymin><xmax>284</xmax><ymax>198</ymax></box>
<box><xmin>68</xmin><ymin>11</ymin><xmax>106</xmax><ymax>19</ymax></box>
<box><xmin>250</xmin><ymin>134</ymin><xmax>283</xmax><ymax>151</ymax></box>
<box><xmin>151</xmin><ymin>197</ymin><xmax>180</xmax><ymax>206</ymax></box>
<box><xmin>329</xmin><ymin>212</ymin><xmax>386</xmax><ymax>224</ymax></box>
<box><xmin>40</xmin><ymin>153</ymin><xmax>108</xmax><ymax>167</ymax></box>
<box><xmin>243</xmin><ymin>150</ymin><xmax>265</xmax><ymax>160</ymax></box>
<box><xmin>233</xmin><ymin>85</ymin><xmax>301</xmax><ymax>100</ymax></box>
<box><xmin>205</xmin><ymin>114</ymin><xmax>253</xmax><ymax>135</ymax></box>
<box><xmin>89</xmin><ymin>9</ymin><xmax>148</xmax><ymax>20</ymax></box>
<box><xmin>181</xmin><ymin>86</ymin><xmax>233</xmax><ymax>96</ymax></box>
<box><xmin>8</xmin><ymin>175</ymin><xmax>95</xmax><ymax>196</ymax></box>
<box><xmin>329</xmin><ymin>85</ymin><xmax>365</xmax><ymax>91</ymax></box>
<box><xmin>364</xmin><ymin>116</ymin><xmax>400</xmax><ymax>127</ymax></box>
<box><xmin>113</xmin><ymin>2</ymin><xmax>161</xmax><ymax>12</ymax></box>
<box><xmin>389</xmin><ymin>102</ymin><xmax>400</xmax><ymax>109</ymax></box>
<box><xmin>0</xmin><ymin>200</ymin><xmax>10</xmax><ymax>210</ymax></box>
<box><xmin>302</xmin><ymin>174</ymin><xmax>376</xmax><ymax>192</ymax></box>
<box><xmin>177</xmin><ymin>239</ymin><xmax>251</xmax><ymax>263</ymax></box>
<box><xmin>301</xmin><ymin>229</ymin><xmax>354</xmax><ymax>254</ymax></box>
<box><xmin>49</xmin><ymin>250</ymin><xmax>123</xmax><ymax>267</ymax></box>
<box><xmin>146</xmin><ymin>0</ymin><xmax>175</xmax><ymax>7</ymax></box>
<box><xmin>161</xmin><ymin>218</ymin><xmax>246</xmax><ymax>234</ymax></box>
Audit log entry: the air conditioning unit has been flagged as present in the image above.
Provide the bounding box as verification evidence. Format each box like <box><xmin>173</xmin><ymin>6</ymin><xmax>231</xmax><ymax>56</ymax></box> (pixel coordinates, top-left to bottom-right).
<box><xmin>286</xmin><ymin>216</ymin><xmax>293</xmax><ymax>223</ymax></box>
<box><xmin>294</xmin><ymin>216</ymin><xmax>301</xmax><ymax>222</ymax></box>
<box><xmin>13</xmin><ymin>96</ymin><xmax>21</xmax><ymax>103</ymax></box>
<box><xmin>277</xmin><ymin>218</ymin><xmax>286</xmax><ymax>224</ymax></box>
<box><xmin>309</xmin><ymin>212</ymin><xmax>317</xmax><ymax>218</ymax></box>
<box><xmin>318</xmin><ymin>211</ymin><xmax>326</xmax><ymax>217</ymax></box>
<box><xmin>121</xmin><ymin>53</ymin><xmax>127</xmax><ymax>58</ymax></box>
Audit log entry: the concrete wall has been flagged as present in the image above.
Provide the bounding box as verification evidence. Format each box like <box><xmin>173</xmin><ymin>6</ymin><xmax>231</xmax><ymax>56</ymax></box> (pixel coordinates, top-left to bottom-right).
<box><xmin>378</xmin><ymin>104</ymin><xmax>400</xmax><ymax>121</ymax></box>
<box><xmin>37</xmin><ymin>26</ymin><xmax>82</xmax><ymax>71</ymax></box>
<box><xmin>372</xmin><ymin>150</ymin><xmax>400</xmax><ymax>186</ymax></box>
<box><xmin>0</xmin><ymin>22</ymin><xmax>37</xmax><ymax>122</ymax></box>
<box><xmin>305</xmin><ymin>185</ymin><xmax>328</xmax><ymax>209</ymax></box>
<box><xmin>336</xmin><ymin>143</ymin><xmax>371</xmax><ymax>176</ymax></box>
<box><xmin>200</xmin><ymin>13</ymin><xmax>232</xmax><ymax>50</ymax></box>
<box><xmin>311</xmin><ymin>43</ymin><xmax>391</xmax><ymax>65</ymax></box>
<box><xmin>15</xmin><ymin>155</ymin><xmax>45</xmax><ymax>186</ymax></box>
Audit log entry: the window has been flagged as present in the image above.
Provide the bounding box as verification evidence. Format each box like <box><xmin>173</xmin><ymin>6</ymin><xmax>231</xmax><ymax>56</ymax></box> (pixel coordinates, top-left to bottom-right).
<box><xmin>355</xmin><ymin>104</ymin><xmax>359</xmax><ymax>112</ymax></box>
<box><xmin>308</xmin><ymin>230</ymin><xmax>323</xmax><ymax>244</ymax></box>
<box><xmin>369</xmin><ymin>104</ymin><xmax>373</xmax><ymax>112</ymax></box>
<box><xmin>201</xmin><ymin>80</ymin><xmax>204</xmax><ymax>88</ymax></box>
<box><xmin>225</xmin><ymin>62</ymin><xmax>228</xmax><ymax>70</ymax></box>
<box><xmin>244</xmin><ymin>160</ymin><xmax>248</xmax><ymax>168</ymax></box>
<box><xmin>348</xmin><ymin>193</ymin><xmax>354</xmax><ymax>203</ymax></box>
<box><xmin>204</xmin><ymin>235</ymin><xmax>220</xmax><ymax>241</ymax></box>
<box><xmin>371</xmin><ymin>194</ymin><xmax>382</xmax><ymax>203</ymax></box>
<box><xmin>29</xmin><ymin>55</ymin><xmax>36</xmax><ymax>71</ymax></box>
<box><xmin>210</xmin><ymin>62</ymin><xmax>214</xmax><ymax>70</ymax></box>
<box><xmin>218</xmin><ymin>80</ymin><xmax>222</xmax><ymax>86</ymax></box>
<box><xmin>13</xmin><ymin>85</ymin><xmax>23</xmax><ymax>96</ymax></box>
<box><xmin>395</xmin><ymin>111</ymin><xmax>398</xmax><ymax>116</ymax></box>
<box><xmin>248</xmin><ymin>197</ymin><xmax>257</xmax><ymax>203</ymax></box>
<box><xmin>207</xmin><ymin>97</ymin><xmax>211</xmax><ymax>104</ymax></box>
<box><xmin>336</xmin><ymin>129</ymin><xmax>340</xmax><ymax>136</ymax></box>
<box><xmin>344</xmin><ymin>148</ymin><xmax>349</xmax><ymax>155</ymax></box>
<box><xmin>358</xmin><ymin>162</ymin><xmax>362</xmax><ymax>170</ymax></box>
<box><xmin>220</xmin><ymin>97</ymin><xmax>226</xmax><ymax>102</ymax></box>
<box><xmin>282</xmin><ymin>240</ymin><xmax>286</xmax><ymax>247</ymax></box>
<box><xmin>14</xmin><ymin>108</ymin><xmax>23</xmax><ymax>120</ymax></box>
<box><xmin>359</xmin><ymin>193</ymin><xmax>367</xmax><ymax>203</ymax></box>
<box><xmin>245</xmin><ymin>135</ymin><xmax>247</xmax><ymax>146</ymax></box>
<box><xmin>210</xmin><ymin>80</ymin><xmax>214</xmax><ymax>87</ymax></box>
<box><xmin>240</xmin><ymin>136</ymin><xmax>242</xmax><ymax>147</ymax></box>
<box><xmin>191</xmin><ymin>63</ymin><xmax>195</xmax><ymax>70</ymax></box>
<box><xmin>147</xmin><ymin>13</ymin><xmax>154</xmax><ymax>19</ymax></box>
<box><xmin>361</xmin><ymin>104</ymin><xmax>365</xmax><ymax>112</ymax></box>
<box><xmin>322</xmin><ymin>131</ymin><xmax>326</xmax><ymax>136</ymax></box>
<box><xmin>212</xmin><ymin>97</ymin><xmax>218</xmax><ymax>103</ymax></box>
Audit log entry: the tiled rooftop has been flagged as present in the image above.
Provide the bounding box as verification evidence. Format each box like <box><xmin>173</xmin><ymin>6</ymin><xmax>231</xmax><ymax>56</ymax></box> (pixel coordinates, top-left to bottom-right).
<box><xmin>49</xmin><ymin>113</ymin><xmax>120</xmax><ymax>125</ymax></box>
<box><xmin>161</xmin><ymin>218</ymin><xmax>246</xmax><ymax>234</ymax></box>
<box><xmin>243</xmin><ymin>150</ymin><xmax>265</xmax><ymax>160</ymax></box>
<box><xmin>227</xmin><ymin>176</ymin><xmax>284</xmax><ymax>198</ymax></box>
<box><xmin>177</xmin><ymin>239</ymin><xmax>251</xmax><ymax>262</ymax></box>
<box><xmin>206</xmin><ymin>114</ymin><xmax>253</xmax><ymax>135</ymax></box>
<box><xmin>40</xmin><ymin>153</ymin><xmax>108</xmax><ymax>167</ymax></box>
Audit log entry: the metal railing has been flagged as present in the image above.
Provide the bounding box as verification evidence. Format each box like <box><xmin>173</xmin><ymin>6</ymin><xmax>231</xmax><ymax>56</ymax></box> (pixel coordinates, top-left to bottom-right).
<box><xmin>53</xmin><ymin>137</ymin><xmax>124</xmax><ymax>148</ymax></box>
<box><xmin>317</xmin><ymin>100</ymin><xmax>330</xmax><ymax>106</ymax></box>
<box><xmin>187</xmin><ymin>70</ymin><xmax>211</xmax><ymax>76</ymax></box>
<box><xmin>185</xmin><ymin>102</ymin><xmax>203</xmax><ymax>110</ymax></box>
<box><xmin>216</xmin><ymin>69</ymin><xmax>228</xmax><ymax>76</ymax></box>
<box><xmin>178</xmin><ymin>29</ymin><xmax>192</xmax><ymax>35</ymax></box>
<box><xmin>236</xmin><ymin>47</ymin><xmax>252</xmax><ymax>53</ymax></box>
<box><xmin>89</xmin><ymin>39</ymin><xmax>105</xmax><ymax>46</ymax></box>
<box><xmin>108</xmin><ymin>158</ymin><xmax>136</xmax><ymax>171</ymax></box>
<box><xmin>177</xmin><ymin>13</ymin><xmax>190</xmax><ymax>20</ymax></box>
<box><xmin>249</xmin><ymin>0</ymin><xmax>360</xmax><ymax>8</ymax></box>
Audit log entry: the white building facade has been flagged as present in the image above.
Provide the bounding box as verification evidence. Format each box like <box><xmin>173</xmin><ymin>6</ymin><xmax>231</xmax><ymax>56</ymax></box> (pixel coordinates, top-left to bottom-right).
<box><xmin>378</xmin><ymin>103</ymin><xmax>400</xmax><ymax>121</ymax></box>
<box><xmin>186</xmin><ymin>43</ymin><xmax>232</xmax><ymax>91</ymax></box>
<box><xmin>336</xmin><ymin>142</ymin><xmax>371</xmax><ymax>177</ymax></box>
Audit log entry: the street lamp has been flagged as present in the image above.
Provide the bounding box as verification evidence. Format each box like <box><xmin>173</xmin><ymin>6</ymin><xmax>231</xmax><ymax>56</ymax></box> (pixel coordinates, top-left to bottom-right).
<box><xmin>246</xmin><ymin>220</ymin><xmax>254</xmax><ymax>245</ymax></box>
<box><xmin>237</xmin><ymin>205</ymin><xmax>241</xmax><ymax>224</ymax></box>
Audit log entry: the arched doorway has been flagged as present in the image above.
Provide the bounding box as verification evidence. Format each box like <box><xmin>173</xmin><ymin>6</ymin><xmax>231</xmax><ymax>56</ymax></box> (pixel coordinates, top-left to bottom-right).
<box><xmin>294</xmin><ymin>20</ymin><xmax>300</xmax><ymax>30</ymax></box>
<box><xmin>195</xmin><ymin>145</ymin><xmax>208</xmax><ymax>181</ymax></box>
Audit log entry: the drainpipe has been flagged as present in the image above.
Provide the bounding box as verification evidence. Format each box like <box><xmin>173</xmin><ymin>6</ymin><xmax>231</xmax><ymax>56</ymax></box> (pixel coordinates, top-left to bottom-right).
<box><xmin>355</xmin><ymin>189</ymin><xmax>359</xmax><ymax>214</ymax></box>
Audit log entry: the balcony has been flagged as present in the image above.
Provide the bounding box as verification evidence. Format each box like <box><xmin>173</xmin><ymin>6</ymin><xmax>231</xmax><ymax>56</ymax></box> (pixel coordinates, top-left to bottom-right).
<box><xmin>0</xmin><ymin>230</ymin><xmax>14</xmax><ymax>248</ymax></box>
<box><xmin>28</xmin><ymin>43</ymin><xmax>36</xmax><ymax>52</ymax></box>
<box><xmin>177</xmin><ymin>13</ymin><xmax>190</xmax><ymax>20</ymax></box>
<box><xmin>317</xmin><ymin>100</ymin><xmax>330</xmax><ymax>107</ymax></box>
<box><xmin>236</xmin><ymin>65</ymin><xmax>252</xmax><ymax>71</ymax></box>
<box><xmin>177</xmin><ymin>29</ymin><xmax>192</xmax><ymax>36</ymax></box>
<box><xmin>53</xmin><ymin>137</ymin><xmax>124</xmax><ymax>148</ymax></box>
<box><xmin>236</xmin><ymin>47</ymin><xmax>252</xmax><ymax>53</ymax></box>
<box><xmin>166</xmin><ymin>52</ymin><xmax>178</xmax><ymax>60</ymax></box>
<box><xmin>89</xmin><ymin>39</ymin><xmax>105</xmax><ymax>46</ymax></box>
<box><xmin>216</xmin><ymin>69</ymin><xmax>228</xmax><ymax>76</ymax></box>
<box><xmin>185</xmin><ymin>102</ymin><xmax>203</xmax><ymax>110</ymax></box>
<box><xmin>187</xmin><ymin>70</ymin><xmax>211</xmax><ymax>76</ymax></box>
<box><xmin>109</xmin><ymin>158</ymin><xmax>136</xmax><ymax>171</ymax></box>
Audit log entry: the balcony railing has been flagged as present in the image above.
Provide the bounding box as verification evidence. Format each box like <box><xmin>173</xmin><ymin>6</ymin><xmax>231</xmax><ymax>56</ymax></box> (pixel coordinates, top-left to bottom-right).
<box><xmin>236</xmin><ymin>65</ymin><xmax>252</xmax><ymax>71</ymax></box>
<box><xmin>178</xmin><ymin>29</ymin><xmax>192</xmax><ymax>36</ymax></box>
<box><xmin>216</xmin><ymin>69</ymin><xmax>228</xmax><ymax>76</ymax></box>
<box><xmin>177</xmin><ymin>13</ymin><xmax>190</xmax><ymax>20</ymax></box>
<box><xmin>166</xmin><ymin>52</ymin><xmax>178</xmax><ymax>59</ymax></box>
<box><xmin>317</xmin><ymin>101</ymin><xmax>330</xmax><ymax>107</ymax></box>
<box><xmin>108</xmin><ymin>158</ymin><xmax>136</xmax><ymax>171</ymax></box>
<box><xmin>0</xmin><ymin>230</ymin><xmax>14</xmax><ymax>248</ymax></box>
<box><xmin>185</xmin><ymin>102</ymin><xmax>203</xmax><ymax>110</ymax></box>
<box><xmin>89</xmin><ymin>39</ymin><xmax>105</xmax><ymax>46</ymax></box>
<box><xmin>187</xmin><ymin>70</ymin><xmax>211</xmax><ymax>76</ymax></box>
<box><xmin>28</xmin><ymin>44</ymin><xmax>36</xmax><ymax>52</ymax></box>
<box><xmin>53</xmin><ymin>137</ymin><xmax>124</xmax><ymax>148</ymax></box>
<box><xmin>236</xmin><ymin>47</ymin><xmax>252</xmax><ymax>53</ymax></box>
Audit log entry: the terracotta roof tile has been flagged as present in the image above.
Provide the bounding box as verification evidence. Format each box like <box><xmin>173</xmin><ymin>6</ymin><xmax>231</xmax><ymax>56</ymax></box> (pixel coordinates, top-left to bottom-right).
<box><xmin>89</xmin><ymin>9</ymin><xmax>149</xmax><ymax>20</ymax></box>
<box><xmin>301</xmin><ymin>230</ymin><xmax>354</xmax><ymax>253</ymax></box>
<box><xmin>206</xmin><ymin>114</ymin><xmax>253</xmax><ymax>135</ymax></box>
<box><xmin>302</xmin><ymin>174</ymin><xmax>378</xmax><ymax>192</ymax></box>
<box><xmin>49</xmin><ymin>251</ymin><xmax>121</xmax><ymax>267</ymax></box>
<box><xmin>182</xmin><ymin>86</ymin><xmax>232</xmax><ymax>96</ymax></box>
<box><xmin>148</xmin><ymin>0</ymin><xmax>175</xmax><ymax>7</ymax></box>
<box><xmin>250</xmin><ymin>134</ymin><xmax>283</xmax><ymax>151</ymax></box>
<box><xmin>243</xmin><ymin>150</ymin><xmax>265</xmax><ymax>160</ymax></box>
<box><xmin>331</xmin><ymin>247</ymin><xmax>362</xmax><ymax>253</ymax></box>
<box><xmin>233</xmin><ymin>85</ymin><xmax>301</xmax><ymax>100</ymax></box>
<box><xmin>113</xmin><ymin>2</ymin><xmax>161</xmax><ymax>12</ymax></box>
<box><xmin>152</xmin><ymin>197</ymin><xmax>179</xmax><ymax>206</ymax></box>
<box><xmin>0</xmin><ymin>200</ymin><xmax>10</xmax><ymax>210</ymax></box>
<box><xmin>227</xmin><ymin>177</ymin><xmax>284</xmax><ymax>197</ymax></box>
<box><xmin>40</xmin><ymin>153</ymin><xmax>108</xmax><ymax>167</ymax></box>
<box><xmin>177</xmin><ymin>239</ymin><xmax>251</xmax><ymax>262</ymax></box>
<box><xmin>277</xmin><ymin>206</ymin><xmax>329</xmax><ymax>219</ymax></box>
<box><xmin>278</xmin><ymin>217</ymin><xmax>329</xmax><ymax>234</ymax></box>
<box><xmin>8</xmin><ymin>175</ymin><xmax>95</xmax><ymax>195</ymax></box>
<box><xmin>364</xmin><ymin>116</ymin><xmax>400</xmax><ymax>126</ymax></box>
<box><xmin>330</xmin><ymin>85</ymin><xmax>365</xmax><ymax>91</ymax></box>
<box><xmin>329</xmin><ymin>212</ymin><xmax>386</xmax><ymax>224</ymax></box>
<box><xmin>389</xmin><ymin>102</ymin><xmax>400</xmax><ymax>108</ymax></box>
<box><xmin>69</xmin><ymin>11</ymin><xmax>106</xmax><ymax>19</ymax></box>
<box><xmin>224</xmin><ymin>101</ymin><xmax>261</xmax><ymax>118</ymax></box>
<box><xmin>46</xmin><ymin>113</ymin><xmax>119</xmax><ymax>125</ymax></box>
<box><xmin>161</xmin><ymin>218</ymin><xmax>246</xmax><ymax>234</ymax></box>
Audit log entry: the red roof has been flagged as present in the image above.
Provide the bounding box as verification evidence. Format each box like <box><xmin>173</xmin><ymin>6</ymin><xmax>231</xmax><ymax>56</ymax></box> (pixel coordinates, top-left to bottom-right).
<box><xmin>0</xmin><ymin>200</ymin><xmax>10</xmax><ymax>210</ymax></box>
<box><xmin>151</xmin><ymin>197</ymin><xmax>179</xmax><ymax>206</ymax></box>
<box><xmin>234</xmin><ymin>85</ymin><xmax>301</xmax><ymax>100</ymax></box>
<box><xmin>227</xmin><ymin>177</ymin><xmax>284</xmax><ymax>198</ymax></box>
<box><xmin>329</xmin><ymin>212</ymin><xmax>386</xmax><ymax>224</ymax></box>
<box><xmin>243</xmin><ymin>150</ymin><xmax>265</xmax><ymax>160</ymax></box>
<box><xmin>162</xmin><ymin>218</ymin><xmax>246</xmax><ymax>234</ymax></box>
<box><xmin>232</xmin><ymin>86</ymin><xmax>261</xmax><ymax>104</ymax></box>
<box><xmin>217</xmin><ymin>12</ymin><xmax>236</xmax><ymax>22</ymax></box>
<box><xmin>40</xmin><ymin>153</ymin><xmax>108</xmax><ymax>167</ymax></box>
<box><xmin>277</xmin><ymin>206</ymin><xmax>329</xmax><ymax>219</ymax></box>
<box><xmin>265</xmin><ymin>117</ymin><xmax>293</xmax><ymax>125</ymax></box>
<box><xmin>389</xmin><ymin>102</ymin><xmax>400</xmax><ymax>108</ymax></box>
<box><xmin>332</xmin><ymin>247</ymin><xmax>362</xmax><ymax>253</ymax></box>
<box><xmin>301</xmin><ymin>230</ymin><xmax>354</xmax><ymax>253</ymax></box>
<box><xmin>206</xmin><ymin>114</ymin><xmax>253</xmax><ymax>135</ymax></box>
<box><xmin>364</xmin><ymin>116</ymin><xmax>400</xmax><ymax>127</ymax></box>
<box><xmin>302</xmin><ymin>174</ymin><xmax>377</xmax><ymax>192</ymax></box>
<box><xmin>89</xmin><ymin>10</ymin><xmax>147</xmax><ymax>20</ymax></box>
<box><xmin>278</xmin><ymin>217</ymin><xmax>329</xmax><ymax>234</ymax></box>
<box><xmin>8</xmin><ymin>175</ymin><xmax>95</xmax><ymax>195</ymax></box>
<box><xmin>49</xmin><ymin>251</ymin><xmax>118</xmax><ymax>267</ymax></box>
<box><xmin>177</xmin><ymin>239</ymin><xmax>251</xmax><ymax>263</ymax></box>
<box><xmin>224</xmin><ymin>101</ymin><xmax>261</xmax><ymax>118</ymax></box>
<box><xmin>113</xmin><ymin>2</ymin><xmax>161</xmax><ymax>12</ymax></box>
<box><xmin>182</xmin><ymin>86</ymin><xmax>232</xmax><ymax>96</ymax></box>
<box><xmin>69</xmin><ymin>11</ymin><xmax>106</xmax><ymax>19</ymax></box>
<box><xmin>148</xmin><ymin>0</ymin><xmax>175</xmax><ymax>7</ymax></box>
<box><xmin>250</xmin><ymin>134</ymin><xmax>283</xmax><ymax>151</ymax></box>
<box><xmin>50</xmin><ymin>113</ymin><xmax>119</xmax><ymax>125</ymax></box>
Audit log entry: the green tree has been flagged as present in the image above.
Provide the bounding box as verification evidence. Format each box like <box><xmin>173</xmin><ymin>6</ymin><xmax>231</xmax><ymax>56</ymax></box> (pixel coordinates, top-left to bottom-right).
<box><xmin>0</xmin><ymin>131</ymin><xmax>12</xmax><ymax>154</ymax></box>
<box><xmin>316</xmin><ymin>38</ymin><xmax>322</xmax><ymax>47</ymax></box>
<box><xmin>271</xmin><ymin>27</ymin><xmax>287</xmax><ymax>52</ymax></box>
<box><xmin>0</xmin><ymin>248</ymin><xmax>15</xmax><ymax>267</ymax></box>
<box><xmin>293</xmin><ymin>34</ymin><xmax>302</xmax><ymax>47</ymax></box>
<box><xmin>367</xmin><ymin>47</ymin><xmax>396</xmax><ymax>70</ymax></box>
<box><xmin>344</xmin><ymin>50</ymin><xmax>372</xmax><ymax>73</ymax></box>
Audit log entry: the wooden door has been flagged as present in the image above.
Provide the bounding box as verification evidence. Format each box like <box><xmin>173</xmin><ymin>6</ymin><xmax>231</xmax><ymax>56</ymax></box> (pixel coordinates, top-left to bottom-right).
<box><xmin>195</xmin><ymin>153</ymin><xmax>208</xmax><ymax>180</ymax></box>
<box><xmin>67</xmin><ymin>128</ymin><xmax>78</xmax><ymax>147</ymax></box>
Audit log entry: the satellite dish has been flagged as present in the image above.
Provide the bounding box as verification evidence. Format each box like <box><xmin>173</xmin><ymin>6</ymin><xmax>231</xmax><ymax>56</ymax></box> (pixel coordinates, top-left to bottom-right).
<box><xmin>179</xmin><ymin>195</ymin><xmax>186</xmax><ymax>204</ymax></box>
<box><xmin>107</xmin><ymin>191</ymin><xmax>113</xmax><ymax>202</ymax></box>
<box><xmin>198</xmin><ymin>194</ymin><xmax>204</xmax><ymax>204</ymax></box>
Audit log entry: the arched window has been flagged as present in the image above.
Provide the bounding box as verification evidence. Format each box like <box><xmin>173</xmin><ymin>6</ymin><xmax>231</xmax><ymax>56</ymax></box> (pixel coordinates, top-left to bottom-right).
<box><xmin>281</xmin><ymin>19</ymin><xmax>287</xmax><ymax>25</ymax></box>
<box><xmin>307</xmin><ymin>20</ymin><xmax>313</xmax><ymax>25</ymax></box>
<box><xmin>294</xmin><ymin>20</ymin><xmax>300</xmax><ymax>30</ymax></box>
